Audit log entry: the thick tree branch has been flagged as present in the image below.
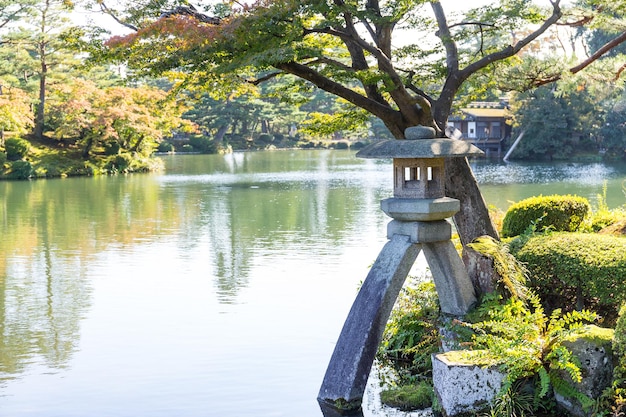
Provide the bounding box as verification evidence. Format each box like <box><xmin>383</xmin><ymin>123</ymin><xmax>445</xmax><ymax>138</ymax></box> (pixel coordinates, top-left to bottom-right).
<box><xmin>460</xmin><ymin>1</ymin><xmax>562</xmax><ymax>80</ymax></box>
<box><xmin>570</xmin><ymin>30</ymin><xmax>626</xmax><ymax>74</ymax></box>
<box><xmin>321</xmin><ymin>15</ymin><xmax>421</xmax><ymax>123</ymax></box>
<box><xmin>431</xmin><ymin>1</ymin><xmax>459</xmax><ymax>74</ymax></box>
<box><xmin>275</xmin><ymin>60</ymin><xmax>404</xmax><ymax>128</ymax></box>
<box><xmin>307</xmin><ymin>57</ymin><xmax>354</xmax><ymax>73</ymax></box>
<box><xmin>0</xmin><ymin>5</ymin><xmax>31</xmax><ymax>30</ymax></box>
<box><xmin>531</xmin><ymin>29</ymin><xmax>626</xmax><ymax>87</ymax></box>
<box><xmin>429</xmin><ymin>0</ymin><xmax>562</xmax><ymax>130</ymax></box>
<box><xmin>241</xmin><ymin>72</ymin><xmax>282</xmax><ymax>85</ymax></box>
<box><xmin>99</xmin><ymin>3</ymin><xmax>221</xmax><ymax>32</ymax></box>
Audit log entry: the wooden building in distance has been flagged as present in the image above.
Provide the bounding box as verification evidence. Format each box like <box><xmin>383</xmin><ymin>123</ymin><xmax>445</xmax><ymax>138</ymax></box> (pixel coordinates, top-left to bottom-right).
<box><xmin>447</xmin><ymin>101</ymin><xmax>512</xmax><ymax>157</ymax></box>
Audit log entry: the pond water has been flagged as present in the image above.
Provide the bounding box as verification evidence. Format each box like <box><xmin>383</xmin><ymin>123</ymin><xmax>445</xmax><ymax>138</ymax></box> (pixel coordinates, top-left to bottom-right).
<box><xmin>0</xmin><ymin>151</ymin><xmax>625</xmax><ymax>417</ymax></box>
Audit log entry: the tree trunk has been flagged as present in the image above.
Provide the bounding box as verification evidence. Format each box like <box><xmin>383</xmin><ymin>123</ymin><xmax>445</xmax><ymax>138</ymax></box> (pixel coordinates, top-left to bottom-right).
<box><xmin>82</xmin><ymin>136</ymin><xmax>93</xmax><ymax>158</ymax></box>
<box><xmin>445</xmin><ymin>157</ymin><xmax>499</xmax><ymax>246</ymax></box>
<box><xmin>34</xmin><ymin>60</ymin><xmax>46</xmax><ymax>140</ymax></box>
<box><xmin>215</xmin><ymin>124</ymin><xmax>228</xmax><ymax>142</ymax></box>
<box><xmin>131</xmin><ymin>135</ymin><xmax>144</xmax><ymax>153</ymax></box>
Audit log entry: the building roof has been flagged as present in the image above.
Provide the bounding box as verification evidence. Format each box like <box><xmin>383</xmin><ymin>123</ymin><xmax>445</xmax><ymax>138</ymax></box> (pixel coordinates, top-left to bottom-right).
<box><xmin>461</xmin><ymin>107</ymin><xmax>510</xmax><ymax>118</ymax></box>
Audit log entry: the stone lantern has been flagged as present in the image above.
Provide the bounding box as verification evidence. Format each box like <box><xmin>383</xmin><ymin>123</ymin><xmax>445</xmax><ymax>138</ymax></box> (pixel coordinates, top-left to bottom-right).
<box><xmin>318</xmin><ymin>126</ymin><xmax>484</xmax><ymax>414</ymax></box>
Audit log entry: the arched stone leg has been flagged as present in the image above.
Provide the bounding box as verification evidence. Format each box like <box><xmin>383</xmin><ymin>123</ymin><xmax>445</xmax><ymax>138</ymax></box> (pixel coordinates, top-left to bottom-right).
<box><xmin>317</xmin><ymin>234</ymin><xmax>421</xmax><ymax>412</ymax></box>
<box><xmin>422</xmin><ymin>241</ymin><xmax>477</xmax><ymax>316</ymax></box>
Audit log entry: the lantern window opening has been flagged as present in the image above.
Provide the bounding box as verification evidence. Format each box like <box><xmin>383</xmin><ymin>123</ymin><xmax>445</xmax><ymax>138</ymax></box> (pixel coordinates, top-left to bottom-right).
<box><xmin>404</xmin><ymin>166</ymin><xmax>423</xmax><ymax>181</ymax></box>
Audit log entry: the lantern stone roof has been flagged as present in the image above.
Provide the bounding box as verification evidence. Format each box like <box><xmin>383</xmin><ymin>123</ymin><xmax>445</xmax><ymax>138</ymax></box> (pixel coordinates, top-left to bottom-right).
<box><xmin>356</xmin><ymin>138</ymin><xmax>484</xmax><ymax>159</ymax></box>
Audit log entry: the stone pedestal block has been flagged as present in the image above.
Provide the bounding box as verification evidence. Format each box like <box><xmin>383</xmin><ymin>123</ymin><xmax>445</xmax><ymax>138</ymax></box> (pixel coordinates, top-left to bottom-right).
<box><xmin>433</xmin><ymin>352</ymin><xmax>505</xmax><ymax>417</ymax></box>
<box><xmin>555</xmin><ymin>326</ymin><xmax>615</xmax><ymax>417</ymax></box>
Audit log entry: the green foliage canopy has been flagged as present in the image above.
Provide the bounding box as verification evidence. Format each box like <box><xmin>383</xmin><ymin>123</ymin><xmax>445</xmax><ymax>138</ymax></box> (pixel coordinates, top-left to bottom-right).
<box><xmin>97</xmin><ymin>0</ymin><xmax>584</xmax><ymax>137</ymax></box>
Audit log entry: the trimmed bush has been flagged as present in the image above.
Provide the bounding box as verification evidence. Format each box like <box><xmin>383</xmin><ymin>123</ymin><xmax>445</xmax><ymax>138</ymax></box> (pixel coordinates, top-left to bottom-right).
<box><xmin>501</xmin><ymin>195</ymin><xmax>591</xmax><ymax>237</ymax></box>
<box><xmin>5</xmin><ymin>137</ymin><xmax>30</xmax><ymax>161</ymax></box>
<box><xmin>512</xmin><ymin>232</ymin><xmax>626</xmax><ymax>319</ymax></box>
<box><xmin>5</xmin><ymin>160</ymin><xmax>33</xmax><ymax>179</ymax></box>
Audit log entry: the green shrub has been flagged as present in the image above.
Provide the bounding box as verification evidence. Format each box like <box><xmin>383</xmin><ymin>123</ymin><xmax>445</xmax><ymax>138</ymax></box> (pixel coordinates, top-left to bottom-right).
<box><xmin>32</xmin><ymin>153</ymin><xmax>97</xmax><ymax>178</ymax></box>
<box><xmin>592</xmin><ymin>210</ymin><xmax>624</xmax><ymax>232</ymax></box>
<box><xmin>103</xmin><ymin>141</ymin><xmax>121</xmax><ymax>156</ymax></box>
<box><xmin>378</xmin><ymin>281</ymin><xmax>440</xmax><ymax>381</ymax></box>
<box><xmin>157</xmin><ymin>141</ymin><xmax>175</xmax><ymax>152</ymax></box>
<box><xmin>512</xmin><ymin>232</ymin><xmax>626</xmax><ymax>319</ymax></box>
<box><xmin>333</xmin><ymin>140</ymin><xmax>350</xmax><ymax>149</ymax></box>
<box><xmin>257</xmin><ymin>133</ymin><xmax>273</xmax><ymax>144</ymax></box>
<box><xmin>501</xmin><ymin>195</ymin><xmax>591</xmax><ymax>237</ymax></box>
<box><xmin>5</xmin><ymin>160</ymin><xmax>33</xmax><ymax>179</ymax></box>
<box><xmin>5</xmin><ymin>137</ymin><xmax>30</xmax><ymax>161</ymax></box>
<box><xmin>104</xmin><ymin>153</ymin><xmax>134</xmax><ymax>173</ymax></box>
<box><xmin>0</xmin><ymin>151</ymin><xmax>6</xmax><ymax>165</ymax></box>
<box><xmin>180</xmin><ymin>144</ymin><xmax>194</xmax><ymax>153</ymax></box>
<box><xmin>189</xmin><ymin>135</ymin><xmax>215</xmax><ymax>153</ymax></box>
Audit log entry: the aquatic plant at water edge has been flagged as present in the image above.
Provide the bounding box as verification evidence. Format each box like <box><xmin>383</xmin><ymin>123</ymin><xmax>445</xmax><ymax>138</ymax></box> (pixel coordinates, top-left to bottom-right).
<box><xmin>379</xmin><ymin>381</ymin><xmax>433</xmax><ymax>411</ymax></box>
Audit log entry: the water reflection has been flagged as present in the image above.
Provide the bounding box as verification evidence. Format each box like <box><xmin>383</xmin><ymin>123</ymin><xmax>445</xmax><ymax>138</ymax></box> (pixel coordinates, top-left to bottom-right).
<box><xmin>0</xmin><ymin>151</ymin><xmax>390</xmax><ymax>390</ymax></box>
<box><xmin>0</xmin><ymin>243</ymin><xmax>92</xmax><ymax>385</ymax></box>
<box><xmin>158</xmin><ymin>151</ymin><xmax>389</xmax><ymax>304</ymax></box>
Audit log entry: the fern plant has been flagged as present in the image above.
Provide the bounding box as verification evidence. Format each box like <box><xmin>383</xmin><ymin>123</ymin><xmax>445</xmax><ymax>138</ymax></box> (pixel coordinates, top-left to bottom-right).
<box><xmin>460</xmin><ymin>235</ymin><xmax>599</xmax><ymax>414</ymax></box>
<box><xmin>458</xmin><ymin>292</ymin><xmax>597</xmax><ymax>413</ymax></box>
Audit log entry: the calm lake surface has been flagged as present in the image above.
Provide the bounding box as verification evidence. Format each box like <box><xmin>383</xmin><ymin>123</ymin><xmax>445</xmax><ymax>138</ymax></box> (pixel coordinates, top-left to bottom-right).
<box><xmin>1</xmin><ymin>150</ymin><xmax>625</xmax><ymax>417</ymax></box>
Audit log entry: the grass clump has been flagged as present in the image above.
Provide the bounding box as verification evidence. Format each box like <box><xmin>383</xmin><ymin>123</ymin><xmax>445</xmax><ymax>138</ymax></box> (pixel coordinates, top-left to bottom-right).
<box><xmin>380</xmin><ymin>381</ymin><xmax>433</xmax><ymax>411</ymax></box>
